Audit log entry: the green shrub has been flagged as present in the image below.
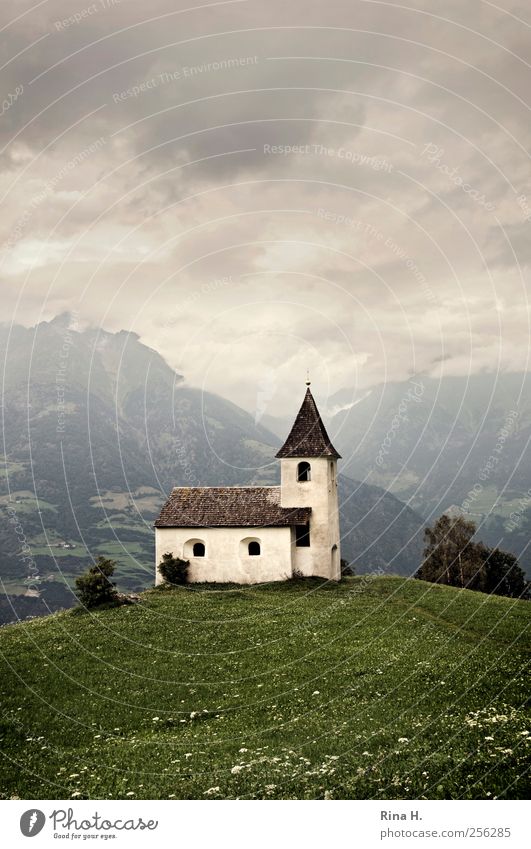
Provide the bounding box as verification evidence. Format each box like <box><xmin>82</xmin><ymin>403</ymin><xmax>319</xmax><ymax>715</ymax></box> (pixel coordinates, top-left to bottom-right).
<box><xmin>341</xmin><ymin>558</ymin><xmax>355</xmax><ymax>576</ymax></box>
<box><xmin>75</xmin><ymin>556</ymin><xmax>118</xmax><ymax>609</ymax></box>
<box><xmin>158</xmin><ymin>552</ymin><xmax>189</xmax><ymax>586</ymax></box>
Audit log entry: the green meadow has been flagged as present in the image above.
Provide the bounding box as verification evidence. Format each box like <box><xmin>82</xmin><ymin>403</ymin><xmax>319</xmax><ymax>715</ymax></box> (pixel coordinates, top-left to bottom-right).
<box><xmin>0</xmin><ymin>577</ymin><xmax>529</xmax><ymax>800</ymax></box>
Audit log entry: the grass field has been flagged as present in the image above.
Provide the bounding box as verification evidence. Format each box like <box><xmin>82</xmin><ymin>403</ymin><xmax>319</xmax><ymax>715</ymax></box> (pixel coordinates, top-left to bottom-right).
<box><xmin>0</xmin><ymin>576</ymin><xmax>529</xmax><ymax>800</ymax></box>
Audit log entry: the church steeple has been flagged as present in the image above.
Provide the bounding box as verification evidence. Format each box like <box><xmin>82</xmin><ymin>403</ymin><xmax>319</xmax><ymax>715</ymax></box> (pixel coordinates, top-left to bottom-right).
<box><xmin>275</xmin><ymin>386</ymin><xmax>341</xmax><ymax>459</ymax></box>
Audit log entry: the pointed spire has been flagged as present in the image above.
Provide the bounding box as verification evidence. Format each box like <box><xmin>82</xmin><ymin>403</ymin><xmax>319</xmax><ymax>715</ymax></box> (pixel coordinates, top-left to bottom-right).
<box><xmin>275</xmin><ymin>386</ymin><xmax>341</xmax><ymax>459</ymax></box>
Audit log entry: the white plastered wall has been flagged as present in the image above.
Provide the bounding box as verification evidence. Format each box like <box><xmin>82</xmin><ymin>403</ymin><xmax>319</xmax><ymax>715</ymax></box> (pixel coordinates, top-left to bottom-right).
<box><xmin>155</xmin><ymin>525</ymin><xmax>293</xmax><ymax>585</ymax></box>
<box><xmin>280</xmin><ymin>457</ymin><xmax>341</xmax><ymax>580</ymax></box>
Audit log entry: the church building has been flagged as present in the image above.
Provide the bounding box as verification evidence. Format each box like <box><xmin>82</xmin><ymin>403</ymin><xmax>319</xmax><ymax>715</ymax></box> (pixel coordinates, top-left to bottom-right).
<box><xmin>154</xmin><ymin>383</ymin><xmax>342</xmax><ymax>583</ymax></box>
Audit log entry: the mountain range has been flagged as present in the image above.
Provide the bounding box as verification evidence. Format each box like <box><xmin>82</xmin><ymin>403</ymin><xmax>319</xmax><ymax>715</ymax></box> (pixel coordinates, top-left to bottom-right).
<box><xmin>333</xmin><ymin>373</ymin><xmax>530</xmax><ymax>573</ymax></box>
<box><xmin>0</xmin><ymin>315</ymin><xmax>425</xmax><ymax>623</ymax></box>
<box><xmin>266</xmin><ymin>371</ymin><xmax>531</xmax><ymax>575</ymax></box>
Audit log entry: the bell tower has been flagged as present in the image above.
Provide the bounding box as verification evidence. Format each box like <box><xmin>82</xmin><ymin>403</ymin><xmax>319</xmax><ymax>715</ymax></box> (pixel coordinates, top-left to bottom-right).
<box><xmin>276</xmin><ymin>381</ymin><xmax>341</xmax><ymax>580</ymax></box>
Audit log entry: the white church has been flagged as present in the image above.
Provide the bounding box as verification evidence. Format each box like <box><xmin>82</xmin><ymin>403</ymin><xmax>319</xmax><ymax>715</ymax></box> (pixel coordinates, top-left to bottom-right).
<box><xmin>154</xmin><ymin>383</ymin><xmax>342</xmax><ymax>584</ymax></box>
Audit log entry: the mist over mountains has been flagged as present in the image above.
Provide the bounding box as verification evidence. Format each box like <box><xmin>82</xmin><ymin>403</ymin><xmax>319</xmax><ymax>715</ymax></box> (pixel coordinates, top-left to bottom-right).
<box><xmin>2</xmin><ymin>315</ymin><xmax>529</xmax><ymax>626</ymax></box>
<box><xmin>252</xmin><ymin>371</ymin><xmax>531</xmax><ymax>578</ymax></box>
<box><xmin>329</xmin><ymin>372</ymin><xmax>531</xmax><ymax>574</ymax></box>
<box><xmin>0</xmin><ymin>315</ymin><xmax>426</xmax><ymax>622</ymax></box>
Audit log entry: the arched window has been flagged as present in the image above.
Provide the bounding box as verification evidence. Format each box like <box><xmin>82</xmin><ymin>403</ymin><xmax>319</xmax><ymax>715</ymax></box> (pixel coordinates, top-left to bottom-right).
<box><xmin>297</xmin><ymin>461</ymin><xmax>311</xmax><ymax>482</ymax></box>
<box><xmin>184</xmin><ymin>538</ymin><xmax>206</xmax><ymax>558</ymax></box>
<box><xmin>240</xmin><ymin>537</ymin><xmax>261</xmax><ymax>558</ymax></box>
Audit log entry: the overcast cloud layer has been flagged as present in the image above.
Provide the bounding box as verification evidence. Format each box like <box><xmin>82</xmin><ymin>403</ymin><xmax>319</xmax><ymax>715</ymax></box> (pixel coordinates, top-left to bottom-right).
<box><xmin>1</xmin><ymin>0</ymin><xmax>530</xmax><ymax>414</ymax></box>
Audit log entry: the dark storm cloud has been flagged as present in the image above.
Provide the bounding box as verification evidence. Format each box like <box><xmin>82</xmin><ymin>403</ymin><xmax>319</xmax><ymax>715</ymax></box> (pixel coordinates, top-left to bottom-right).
<box><xmin>1</xmin><ymin>0</ymin><xmax>530</xmax><ymax>412</ymax></box>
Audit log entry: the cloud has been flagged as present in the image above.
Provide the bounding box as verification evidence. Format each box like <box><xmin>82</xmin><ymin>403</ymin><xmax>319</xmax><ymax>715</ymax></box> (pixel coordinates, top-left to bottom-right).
<box><xmin>1</xmin><ymin>0</ymin><xmax>530</xmax><ymax>414</ymax></box>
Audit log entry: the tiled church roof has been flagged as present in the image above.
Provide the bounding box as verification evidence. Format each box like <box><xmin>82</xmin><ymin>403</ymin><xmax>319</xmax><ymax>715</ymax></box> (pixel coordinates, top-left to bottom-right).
<box><xmin>155</xmin><ymin>486</ymin><xmax>311</xmax><ymax>528</ymax></box>
<box><xmin>275</xmin><ymin>387</ymin><xmax>341</xmax><ymax>459</ymax></box>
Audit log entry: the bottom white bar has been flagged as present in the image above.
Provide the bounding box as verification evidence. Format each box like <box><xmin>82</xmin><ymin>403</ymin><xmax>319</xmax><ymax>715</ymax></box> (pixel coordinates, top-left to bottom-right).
<box><xmin>1</xmin><ymin>799</ymin><xmax>527</xmax><ymax>849</ymax></box>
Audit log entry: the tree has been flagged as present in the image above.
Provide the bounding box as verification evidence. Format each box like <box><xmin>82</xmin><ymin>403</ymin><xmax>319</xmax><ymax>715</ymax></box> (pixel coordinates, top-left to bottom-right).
<box><xmin>75</xmin><ymin>556</ymin><xmax>118</xmax><ymax>609</ymax></box>
<box><xmin>158</xmin><ymin>552</ymin><xmax>189</xmax><ymax>586</ymax></box>
<box><xmin>482</xmin><ymin>547</ymin><xmax>528</xmax><ymax>598</ymax></box>
<box><xmin>416</xmin><ymin>513</ymin><xmax>529</xmax><ymax>599</ymax></box>
<box><xmin>416</xmin><ymin>514</ymin><xmax>485</xmax><ymax>590</ymax></box>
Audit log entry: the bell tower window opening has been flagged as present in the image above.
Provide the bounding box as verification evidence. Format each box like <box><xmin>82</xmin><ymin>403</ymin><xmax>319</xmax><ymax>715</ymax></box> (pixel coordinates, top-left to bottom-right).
<box><xmin>297</xmin><ymin>461</ymin><xmax>311</xmax><ymax>482</ymax></box>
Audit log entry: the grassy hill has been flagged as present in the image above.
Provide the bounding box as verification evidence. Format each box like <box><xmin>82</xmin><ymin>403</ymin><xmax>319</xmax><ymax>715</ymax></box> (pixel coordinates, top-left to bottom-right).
<box><xmin>1</xmin><ymin>577</ymin><xmax>529</xmax><ymax>800</ymax></box>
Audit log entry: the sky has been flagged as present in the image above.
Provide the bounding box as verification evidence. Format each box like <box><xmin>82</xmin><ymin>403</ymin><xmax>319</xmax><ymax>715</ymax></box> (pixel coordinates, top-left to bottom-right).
<box><xmin>1</xmin><ymin>0</ymin><xmax>530</xmax><ymax>415</ymax></box>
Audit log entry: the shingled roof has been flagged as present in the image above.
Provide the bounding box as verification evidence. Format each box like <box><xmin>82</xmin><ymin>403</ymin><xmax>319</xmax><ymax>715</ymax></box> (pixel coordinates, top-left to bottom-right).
<box><xmin>275</xmin><ymin>387</ymin><xmax>341</xmax><ymax>459</ymax></box>
<box><xmin>155</xmin><ymin>486</ymin><xmax>311</xmax><ymax>528</ymax></box>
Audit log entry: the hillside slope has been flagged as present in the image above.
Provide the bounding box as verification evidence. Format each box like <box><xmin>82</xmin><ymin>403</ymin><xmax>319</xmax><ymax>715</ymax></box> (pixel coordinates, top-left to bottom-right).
<box><xmin>0</xmin><ymin>577</ymin><xmax>528</xmax><ymax>800</ymax></box>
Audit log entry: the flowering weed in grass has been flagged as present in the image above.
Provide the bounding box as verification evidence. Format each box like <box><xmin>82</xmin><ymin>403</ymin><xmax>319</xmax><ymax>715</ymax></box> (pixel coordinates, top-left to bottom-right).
<box><xmin>0</xmin><ymin>577</ymin><xmax>529</xmax><ymax>799</ymax></box>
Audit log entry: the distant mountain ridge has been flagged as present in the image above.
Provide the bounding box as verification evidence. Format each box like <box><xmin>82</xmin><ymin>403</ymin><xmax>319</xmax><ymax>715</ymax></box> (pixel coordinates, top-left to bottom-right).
<box><xmin>0</xmin><ymin>316</ymin><xmax>425</xmax><ymax>623</ymax></box>
<box><xmin>324</xmin><ymin>372</ymin><xmax>531</xmax><ymax>575</ymax></box>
